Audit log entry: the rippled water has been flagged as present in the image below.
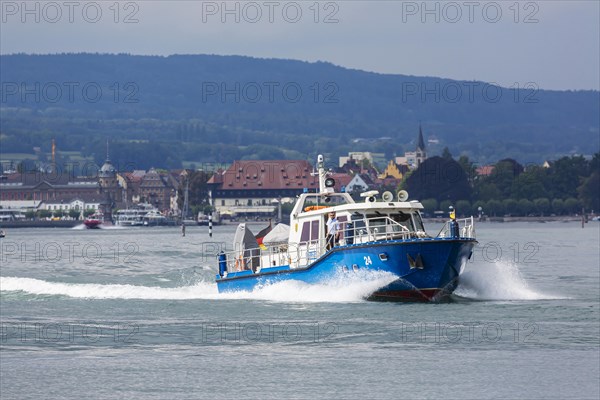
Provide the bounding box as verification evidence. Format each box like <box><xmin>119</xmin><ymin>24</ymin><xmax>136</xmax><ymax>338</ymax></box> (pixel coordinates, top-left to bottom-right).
<box><xmin>1</xmin><ymin>222</ymin><xmax>598</xmax><ymax>399</ymax></box>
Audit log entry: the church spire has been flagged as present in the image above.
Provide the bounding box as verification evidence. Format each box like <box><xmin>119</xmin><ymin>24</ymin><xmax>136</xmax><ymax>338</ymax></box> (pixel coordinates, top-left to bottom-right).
<box><xmin>417</xmin><ymin>123</ymin><xmax>426</xmax><ymax>152</ymax></box>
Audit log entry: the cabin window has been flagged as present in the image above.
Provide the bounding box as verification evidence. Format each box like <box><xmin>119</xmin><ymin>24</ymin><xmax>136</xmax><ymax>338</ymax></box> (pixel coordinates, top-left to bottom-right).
<box><xmin>300</xmin><ymin>220</ymin><xmax>321</xmax><ymax>243</ymax></box>
<box><xmin>390</xmin><ymin>212</ymin><xmax>416</xmax><ymax>232</ymax></box>
<box><xmin>367</xmin><ymin>215</ymin><xmax>388</xmax><ymax>234</ymax></box>
<box><xmin>300</xmin><ymin>222</ymin><xmax>310</xmax><ymax>242</ymax></box>
<box><xmin>413</xmin><ymin>212</ymin><xmax>425</xmax><ymax>232</ymax></box>
<box><xmin>310</xmin><ymin>220</ymin><xmax>320</xmax><ymax>241</ymax></box>
<box><xmin>351</xmin><ymin>214</ymin><xmax>366</xmax><ymax>233</ymax></box>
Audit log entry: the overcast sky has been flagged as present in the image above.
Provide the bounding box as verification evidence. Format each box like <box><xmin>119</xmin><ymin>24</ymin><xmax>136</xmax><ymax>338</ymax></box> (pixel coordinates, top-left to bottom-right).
<box><xmin>1</xmin><ymin>0</ymin><xmax>598</xmax><ymax>90</ymax></box>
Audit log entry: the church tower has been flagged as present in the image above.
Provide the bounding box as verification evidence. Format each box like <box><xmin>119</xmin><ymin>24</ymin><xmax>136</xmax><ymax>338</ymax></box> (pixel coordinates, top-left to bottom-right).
<box><xmin>415</xmin><ymin>123</ymin><xmax>427</xmax><ymax>167</ymax></box>
<box><xmin>98</xmin><ymin>140</ymin><xmax>120</xmax><ymax>220</ymax></box>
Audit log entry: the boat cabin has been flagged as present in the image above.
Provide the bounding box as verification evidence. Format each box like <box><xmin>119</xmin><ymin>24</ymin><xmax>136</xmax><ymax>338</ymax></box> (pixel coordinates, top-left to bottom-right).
<box><xmin>284</xmin><ymin>191</ymin><xmax>426</xmax><ymax>268</ymax></box>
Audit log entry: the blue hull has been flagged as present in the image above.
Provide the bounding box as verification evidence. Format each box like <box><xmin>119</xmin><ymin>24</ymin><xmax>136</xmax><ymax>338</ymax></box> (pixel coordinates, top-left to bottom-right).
<box><xmin>216</xmin><ymin>238</ymin><xmax>477</xmax><ymax>302</ymax></box>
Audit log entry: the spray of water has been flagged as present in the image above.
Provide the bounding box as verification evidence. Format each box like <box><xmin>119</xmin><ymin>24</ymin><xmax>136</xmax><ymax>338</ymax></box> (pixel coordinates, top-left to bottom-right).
<box><xmin>2</xmin><ymin>261</ymin><xmax>564</xmax><ymax>302</ymax></box>
<box><xmin>0</xmin><ymin>270</ymin><xmax>398</xmax><ymax>303</ymax></box>
<box><xmin>455</xmin><ymin>260</ymin><xmax>565</xmax><ymax>300</ymax></box>
<box><xmin>71</xmin><ymin>224</ymin><xmax>125</xmax><ymax>230</ymax></box>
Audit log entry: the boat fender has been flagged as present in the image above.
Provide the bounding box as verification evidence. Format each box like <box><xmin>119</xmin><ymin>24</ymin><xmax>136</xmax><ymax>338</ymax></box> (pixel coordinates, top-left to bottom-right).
<box><xmin>218</xmin><ymin>252</ymin><xmax>227</xmax><ymax>277</ymax></box>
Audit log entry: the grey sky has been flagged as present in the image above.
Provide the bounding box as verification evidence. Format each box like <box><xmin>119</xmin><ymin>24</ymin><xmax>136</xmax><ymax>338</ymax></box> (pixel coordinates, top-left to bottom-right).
<box><xmin>1</xmin><ymin>0</ymin><xmax>598</xmax><ymax>90</ymax></box>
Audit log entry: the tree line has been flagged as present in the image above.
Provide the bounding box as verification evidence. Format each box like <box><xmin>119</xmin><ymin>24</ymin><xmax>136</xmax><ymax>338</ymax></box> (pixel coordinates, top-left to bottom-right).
<box><xmin>404</xmin><ymin>151</ymin><xmax>599</xmax><ymax>217</ymax></box>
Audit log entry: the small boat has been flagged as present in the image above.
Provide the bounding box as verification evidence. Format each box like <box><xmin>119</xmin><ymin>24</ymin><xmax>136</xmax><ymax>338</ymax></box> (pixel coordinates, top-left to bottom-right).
<box><xmin>83</xmin><ymin>214</ymin><xmax>103</xmax><ymax>229</ymax></box>
<box><xmin>142</xmin><ymin>210</ymin><xmax>174</xmax><ymax>226</ymax></box>
<box><xmin>215</xmin><ymin>155</ymin><xmax>478</xmax><ymax>302</ymax></box>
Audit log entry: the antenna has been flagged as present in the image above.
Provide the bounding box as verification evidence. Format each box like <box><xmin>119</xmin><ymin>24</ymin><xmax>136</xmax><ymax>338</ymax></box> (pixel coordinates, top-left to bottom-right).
<box><xmin>51</xmin><ymin>138</ymin><xmax>56</xmax><ymax>165</ymax></box>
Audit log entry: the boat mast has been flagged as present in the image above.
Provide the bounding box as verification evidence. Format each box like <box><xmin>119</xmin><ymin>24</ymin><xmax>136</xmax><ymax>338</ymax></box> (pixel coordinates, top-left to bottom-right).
<box><xmin>317</xmin><ymin>154</ymin><xmax>327</xmax><ymax>194</ymax></box>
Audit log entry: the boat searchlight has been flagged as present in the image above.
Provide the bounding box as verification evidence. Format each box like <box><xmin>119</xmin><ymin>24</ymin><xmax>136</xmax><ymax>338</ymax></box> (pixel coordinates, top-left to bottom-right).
<box><xmin>360</xmin><ymin>190</ymin><xmax>379</xmax><ymax>203</ymax></box>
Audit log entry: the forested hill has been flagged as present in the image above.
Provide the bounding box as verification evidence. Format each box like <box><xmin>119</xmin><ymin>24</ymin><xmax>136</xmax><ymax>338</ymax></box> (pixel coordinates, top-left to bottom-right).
<box><xmin>1</xmin><ymin>53</ymin><xmax>598</xmax><ymax>168</ymax></box>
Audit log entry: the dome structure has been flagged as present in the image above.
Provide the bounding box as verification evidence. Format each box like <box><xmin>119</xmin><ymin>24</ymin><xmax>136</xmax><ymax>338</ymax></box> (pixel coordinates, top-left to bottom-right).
<box><xmin>99</xmin><ymin>159</ymin><xmax>116</xmax><ymax>179</ymax></box>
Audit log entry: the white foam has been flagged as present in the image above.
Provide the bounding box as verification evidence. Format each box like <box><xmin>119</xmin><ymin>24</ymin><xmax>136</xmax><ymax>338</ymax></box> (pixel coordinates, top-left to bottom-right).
<box><xmin>71</xmin><ymin>224</ymin><xmax>125</xmax><ymax>230</ymax></box>
<box><xmin>98</xmin><ymin>225</ymin><xmax>125</xmax><ymax>230</ymax></box>
<box><xmin>0</xmin><ymin>271</ymin><xmax>398</xmax><ymax>303</ymax></box>
<box><xmin>223</xmin><ymin>271</ymin><xmax>398</xmax><ymax>303</ymax></box>
<box><xmin>455</xmin><ymin>261</ymin><xmax>566</xmax><ymax>300</ymax></box>
<box><xmin>0</xmin><ymin>276</ymin><xmax>218</xmax><ymax>300</ymax></box>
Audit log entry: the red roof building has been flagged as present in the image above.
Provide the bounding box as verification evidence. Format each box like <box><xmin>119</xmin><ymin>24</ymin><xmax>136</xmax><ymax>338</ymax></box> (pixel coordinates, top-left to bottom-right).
<box><xmin>476</xmin><ymin>165</ymin><xmax>495</xmax><ymax>177</ymax></box>
<box><xmin>208</xmin><ymin>160</ymin><xmax>319</xmax><ymax>216</ymax></box>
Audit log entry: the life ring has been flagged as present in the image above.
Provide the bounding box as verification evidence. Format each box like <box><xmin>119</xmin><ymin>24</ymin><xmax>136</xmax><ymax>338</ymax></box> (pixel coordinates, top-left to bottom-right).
<box><xmin>304</xmin><ymin>205</ymin><xmax>329</xmax><ymax>212</ymax></box>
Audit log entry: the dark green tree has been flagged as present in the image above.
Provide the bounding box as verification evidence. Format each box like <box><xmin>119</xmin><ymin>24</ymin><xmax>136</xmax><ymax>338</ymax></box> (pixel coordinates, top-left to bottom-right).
<box><xmin>37</xmin><ymin>210</ymin><xmax>51</xmax><ymax>219</ymax></box>
<box><xmin>564</xmin><ymin>197</ymin><xmax>581</xmax><ymax>214</ymax></box>
<box><xmin>577</xmin><ymin>172</ymin><xmax>600</xmax><ymax>212</ymax></box>
<box><xmin>516</xmin><ymin>199</ymin><xmax>534</xmax><ymax>216</ymax></box>
<box><xmin>483</xmin><ymin>159</ymin><xmax>524</xmax><ymax>198</ymax></box>
<box><xmin>486</xmin><ymin>199</ymin><xmax>504</xmax><ymax>217</ymax></box>
<box><xmin>457</xmin><ymin>155</ymin><xmax>477</xmax><ymax>186</ymax></box>
<box><xmin>552</xmin><ymin>198</ymin><xmax>565</xmax><ymax>215</ymax></box>
<box><xmin>441</xmin><ymin>147</ymin><xmax>453</xmax><ymax>160</ymax></box>
<box><xmin>547</xmin><ymin>156</ymin><xmax>590</xmax><ymax>199</ymax></box>
<box><xmin>533</xmin><ymin>198</ymin><xmax>551</xmax><ymax>216</ymax></box>
<box><xmin>68</xmin><ymin>209</ymin><xmax>81</xmax><ymax>219</ymax></box>
<box><xmin>177</xmin><ymin>170</ymin><xmax>213</xmax><ymax>211</ymax></box>
<box><xmin>503</xmin><ymin>198</ymin><xmax>518</xmax><ymax>215</ymax></box>
<box><xmin>512</xmin><ymin>166</ymin><xmax>548</xmax><ymax>200</ymax></box>
<box><xmin>455</xmin><ymin>200</ymin><xmax>472</xmax><ymax>217</ymax></box>
<box><xmin>404</xmin><ymin>157</ymin><xmax>472</xmax><ymax>202</ymax></box>
<box><xmin>420</xmin><ymin>198</ymin><xmax>438</xmax><ymax>214</ymax></box>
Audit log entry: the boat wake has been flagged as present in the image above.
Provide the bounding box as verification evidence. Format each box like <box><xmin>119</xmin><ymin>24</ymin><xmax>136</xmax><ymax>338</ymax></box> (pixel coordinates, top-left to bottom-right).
<box><xmin>455</xmin><ymin>260</ymin><xmax>566</xmax><ymax>301</ymax></box>
<box><xmin>225</xmin><ymin>270</ymin><xmax>399</xmax><ymax>303</ymax></box>
<box><xmin>0</xmin><ymin>271</ymin><xmax>398</xmax><ymax>303</ymax></box>
<box><xmin>0</xmin><ymin>276</ymin><xmax>215</xmax><ymax>300</ymax></box>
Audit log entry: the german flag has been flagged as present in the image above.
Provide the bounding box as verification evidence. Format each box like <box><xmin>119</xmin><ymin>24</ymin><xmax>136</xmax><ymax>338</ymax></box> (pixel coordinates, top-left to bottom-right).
<box><xmin>255</xmin><ymin>219</ymin><xmax>273</xmax><ymax>250</ymax></box>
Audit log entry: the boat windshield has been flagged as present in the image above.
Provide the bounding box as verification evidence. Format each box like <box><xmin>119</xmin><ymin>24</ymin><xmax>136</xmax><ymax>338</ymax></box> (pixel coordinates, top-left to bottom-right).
<box><xmin>352</xmin><ymin>212</ymin><xmax>416</xmax><ymax>233</ymax></box>
<box><xmin>413</xmin><ymin>212</ymin><xmax>425</xmax><ymax>232</ymax></box>
<box><xmin>301</xmin><ymin>194</ymin><xmax>351</xmax><ymax>211</ymax></box>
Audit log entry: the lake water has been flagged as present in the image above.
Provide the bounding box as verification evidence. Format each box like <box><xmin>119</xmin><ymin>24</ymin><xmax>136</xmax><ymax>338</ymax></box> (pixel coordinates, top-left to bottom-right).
<box><xmin>1</xmin><ymin>221</ymin><xmax>598</xmax><ymax>399</ymax></box>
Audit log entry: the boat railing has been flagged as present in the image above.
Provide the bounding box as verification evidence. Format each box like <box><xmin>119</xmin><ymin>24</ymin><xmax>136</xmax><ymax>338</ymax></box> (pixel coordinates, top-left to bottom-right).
<box><xmin>218</xmin><ymin>216</ymin><xmax>476</xmax><ymax>275</ymax></box>
<box><xmin>219</xmin><ymin>215</ymin><xmax>435</xmax><ymax>274</ymax></box>
<box><xmin>436</xmin><ymin>216</ymin><xmax>476</xmax><ymax>239</ymax></box>
<box><xmin>220</xmin><ymin>241</ymin><xmax>290</xmax><ymax>274</ymax></box>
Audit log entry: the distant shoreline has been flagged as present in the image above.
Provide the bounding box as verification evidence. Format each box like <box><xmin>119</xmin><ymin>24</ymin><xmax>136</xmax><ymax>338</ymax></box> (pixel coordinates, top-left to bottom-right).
<box><xmin>2</xmin><ymin>215</ymin><xmax>596</xmax><ymax>229</ymax></box>
<box><xmin>423</xmin><ymin>216</ymin><xmax>595</xmax><ymax>223</ymax></box>
<box><xmin>0</xmin><ymin>220</ymin><xmax>81</xmax><ymax>228</ymax></box>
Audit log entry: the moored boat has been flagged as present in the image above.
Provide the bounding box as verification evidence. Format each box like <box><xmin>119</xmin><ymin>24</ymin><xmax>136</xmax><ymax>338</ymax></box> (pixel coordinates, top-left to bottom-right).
<box><xmin>215</xmin><ymin>155</ymin><xmax>478</xmax><ymax>302</ymax></box>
